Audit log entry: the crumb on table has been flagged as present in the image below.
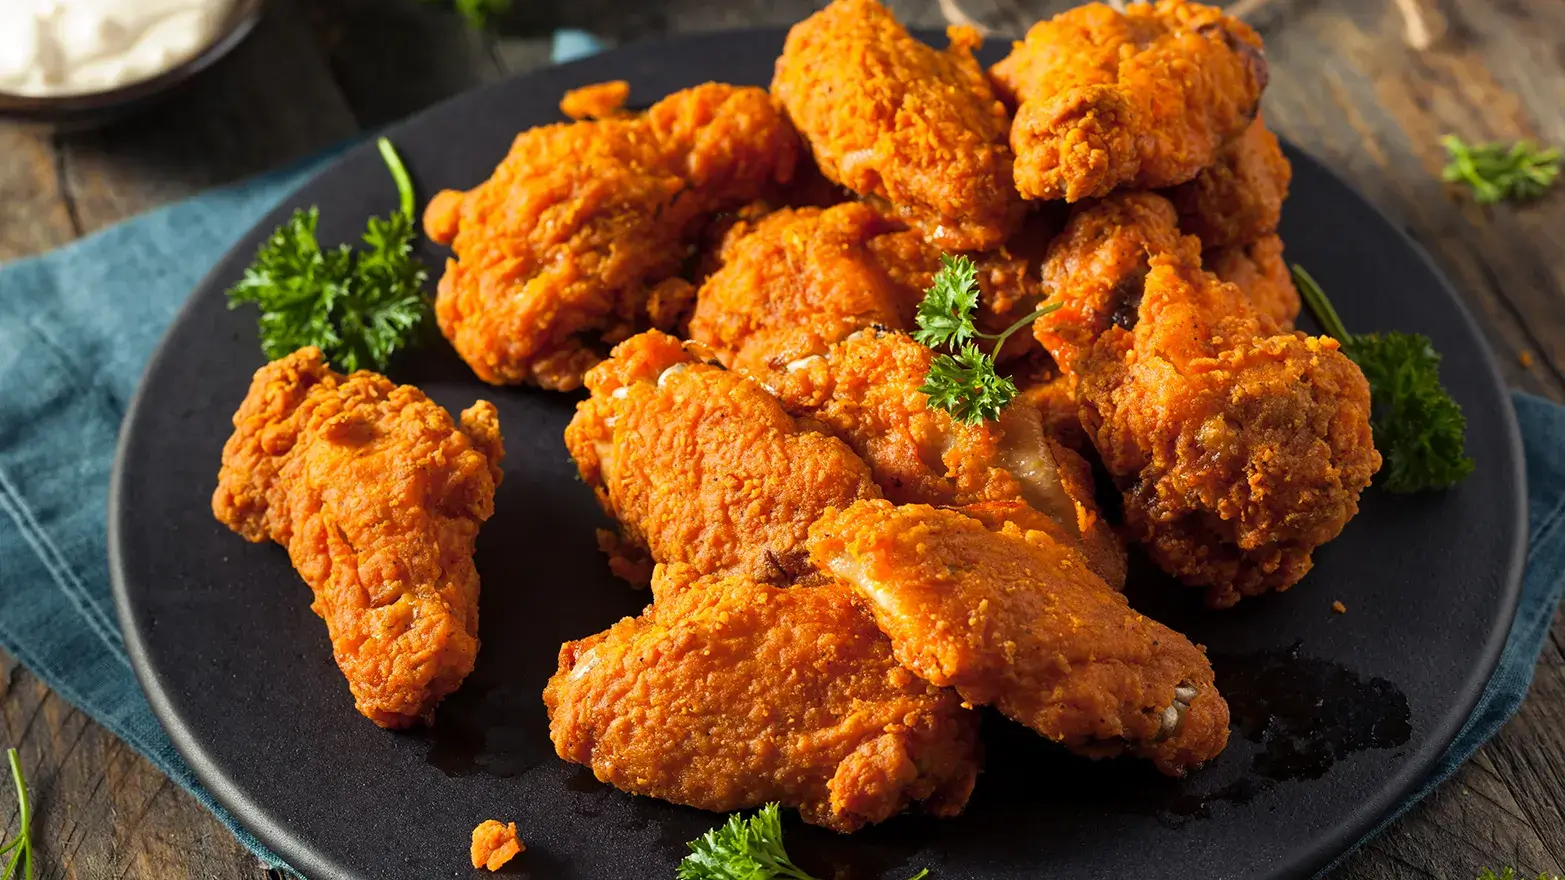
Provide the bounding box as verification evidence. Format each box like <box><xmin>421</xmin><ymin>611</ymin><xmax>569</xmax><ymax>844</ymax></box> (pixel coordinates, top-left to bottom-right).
<box><xmin>1331</xmin><ymin>600</ymin><xmax>1347</xmax><ymax>614</ymax></box>
<box><xmin>471</xmin><ymin>820</ymin><xmax>524</xmax><ymax>872</ymax></box>
<box><xmin>1520</xmin><ymin>350</ymin><xmax>1535</xmax><ymax>367</ymax></box>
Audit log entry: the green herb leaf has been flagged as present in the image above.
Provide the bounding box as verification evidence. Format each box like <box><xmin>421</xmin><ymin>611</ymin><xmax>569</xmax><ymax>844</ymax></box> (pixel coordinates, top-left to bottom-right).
<box><xmin>913</xmin><ymin>254</ymin><xmax>1056</xmax><ymax>424</ymax></box>
<box><xmin>2</xmin><ymin>749</ymin><xmax>33</xmax><ymax>880</ymax></box>
<box><xmin>227</xmin><ymin>138</ymin><xmax>430</xmax><ymax>374</ymax></box>
<box><xmin>1441</xmin><ymin>135</ymin><xmax>1560</xmax><ymax>204</ymax></box>
<box><xmin>913</xmin><ymin>254</ymin><xmax>982</xmax><ymax>349</ymax></box>
<box><xmin>419</xmin><ymin>0</ymin><xmax>510</xmax><ymax>29</ymax></box>
<box><xmin>676</xmin><ymin>804</ymin><xmax>928</xmax><ymax>880</ymax></box>
<box><xmin>1292</xmin><ymin>265</ymin><xmax>1474</xmax><ymax>493</ymax></box>
<box><xmin>920</xmin><ymin>343</ymin><xmax>1019</xmax><ymax>426</ymax></box>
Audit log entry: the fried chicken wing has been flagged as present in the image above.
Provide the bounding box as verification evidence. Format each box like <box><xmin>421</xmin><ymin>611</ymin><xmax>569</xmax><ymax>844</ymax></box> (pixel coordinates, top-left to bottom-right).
<box><xmin>424</xmin><ymin>83</ymin><xmax>799</xmax><ymax>390</ymax></box>
<box><xmin>1206</xmin><ymin>233</ymin><xmax>1300</xmax><ymax>327</ymax></box>
<box><xmin>212</xmin><ymin>348</ymin><xmax>503</xmax><ymax>727</ymax></box>
<box><xmin>991</xmin><ymin>0</ymin><xmax>1268</xmax><ymax>201</ymax></box>
<box><xmin>689</xmin><ymin>203</ymin><xmax>1054</xmax><ymax>376</ymax></box>
<box><xmin>1034</xmin><ymin>193</ymin><xmax>1379</xmax><ymax>606</ymax></box>
<box><xmin>564</xmin><ymin>330</ymin><xmax>879</xmax><ymax>584</ymax></box>
<box><xmin>772</xmin><ymin>0</ymin><xmax>1024</xmax><ymax>250</ymax></box>
<box><xmin>1167</xmin><ymin>115</ymin><xmax>1290</xmax><ymax>249</ymax></box>
<box><xmin>543</xmin><ymin>564</ymin><xmax>980</xmax><ymax>831</ymax></box>
<box><xmin>771</xmin><ymin>329</ymin><xmax>1126</xmax><ymax>588</ymax></box>
<box><xmin>808</xmin><ymin>501</ymin><xmax>1228</xmax><ymax>776</ymax></box>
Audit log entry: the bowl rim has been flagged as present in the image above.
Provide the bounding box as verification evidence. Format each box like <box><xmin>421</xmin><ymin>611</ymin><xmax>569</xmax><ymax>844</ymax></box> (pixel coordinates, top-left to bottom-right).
<box><xmin>0</xmin><ymin>0</ymin><xmax>264</xmax><ymax>123</ymax></box>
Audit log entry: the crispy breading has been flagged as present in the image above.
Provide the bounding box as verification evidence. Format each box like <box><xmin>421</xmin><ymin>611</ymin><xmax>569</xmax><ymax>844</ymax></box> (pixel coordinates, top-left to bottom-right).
<box><xmin>991</xmin><ymin>0</ymin><xmax>1268</xmax><ymax>201</ymax></box>
<box><xmin>212</xmin><ymin>348</ymin><xmax>503</xmax><ymax>727</ymax></box>
<box><xmin>771</xmin><ymin>329</ymin><xmax>1126</xmax><ymax>588</ymax></box>
<box><xmin>1206</xmin><ymin>233</ymin><xmax>1300</xmax><ymax>328</ymax></box>
<box><xmin>1168</xmin><ymin>115</ymin><xmax>1290</xmax><ymax>248</ymax></box>
<box><xmin>773</xmin><ymin>0</ymin><xmax>1024</xmax><ymax>250</ymax></box>
<box><xmin>808</xmin><ymin>501</ymin><xmax>1229</xmax><ymax>776</ymax></box>
<box><xmin>564</xmin><ymin>330</ymin><xmax>879</xmax><ymax>584</ymax></box>
<box><xmin>424</xmin><ymin>83</ymin><xmax>799</xmax><ymax>390</ymax></box>
<box><xmin>689</xmin><ymin>204</ymin><xmax>1054</xmax><ymax>376</ymax></box>
<box><xmin>1034</xmin><ymin>193</ymin><xmax>1379</xmax><ymax>606</ymax></box>
<box><xmin>558</xmin><ymin>80</ymin><xmax>631</xmax><ymax>120</ymax></box>
<box><xmin>687</xmin><ymin>203</ymin><xmax>922</xmax><ymax>376</ymax></box>
<box><xmin>469</xmin><ymin>820</ymin><xmax>524</xmax><ymax>871</ymax></box>
<box><xmin>543</xmin><ymin>565</ymin><xmax>980</xmax><ymax>831</ymax></box>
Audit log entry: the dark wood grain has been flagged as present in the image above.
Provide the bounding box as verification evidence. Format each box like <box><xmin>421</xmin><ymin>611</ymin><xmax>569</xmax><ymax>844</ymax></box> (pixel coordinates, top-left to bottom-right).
<box><xmin>1</xmin><ymin>1</ymin><xmax>1562</xmax><ymax>878</ymax></box>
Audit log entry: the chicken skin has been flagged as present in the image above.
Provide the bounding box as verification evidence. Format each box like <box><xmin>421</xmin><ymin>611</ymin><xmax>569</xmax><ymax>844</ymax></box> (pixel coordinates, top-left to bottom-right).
<box><xmin>990</xmin><ymin>0</ymin><xmax>1268</xmax><ymax>201</ymax></box>
<box><xmin>423</xmin><ymin>83</ymin><xmax>799</xmax><ymax>390</ymax></box>
<box><xmin>1167</xmin><ymin>115</ymin><xmax>1290</xmax><ymax>249</ymax></box>
<box><xmin>543</xmin><ymin>564</ymin><xmax>980</xmax><ymax>832</ymax></box>
<box><xmin>1206</xmin><ymin>233</ymin><xmax>1300</xmax><ymax>328</ymax></box>
<box><xmin>689</xmin><ymin>203</ymin><xmax>1054</xmax><ymax>377</ymax></box>
<box><xmin>808</xmin><ymin>501</ymin><xmax>1229</xmax><ymax>776</ymax></box>
<box><xmin>771</xmin><ymin>329</ymin><xmax>1126</xmax><ymax>588</ymax></box>
<box><xmin>564</xmin><ymin>330</ymin><xmax>879</xmax><ymax>585</ymax></box>
<box><xmin>772</xmin><ymin>0</ymin><xmax>1024</xmax><ymax>251</ymax></box>
<box><xmin>1034</xmin><ymin>193</ymin><xmax>1379</xmax><ymax>606</ymax></box>
<box><xmin>212</xmin><ymin>348</ymin><xmax>504</xmax><ymax>727</ymax></box>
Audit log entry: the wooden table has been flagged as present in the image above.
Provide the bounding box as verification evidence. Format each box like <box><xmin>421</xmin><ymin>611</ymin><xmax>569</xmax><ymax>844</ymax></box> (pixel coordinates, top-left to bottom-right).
<box><xmin>2</xmin><ymin>0</ymin><xmax>1561</xmax><ymax>877</ymax></box>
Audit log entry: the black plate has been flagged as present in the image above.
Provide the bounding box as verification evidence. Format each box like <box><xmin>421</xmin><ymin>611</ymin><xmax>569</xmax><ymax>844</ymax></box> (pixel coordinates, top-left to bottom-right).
<box><xmin>110</xmin><ymin>29</ymin><xmax>1526</xmax><ymax>880</ymax></box>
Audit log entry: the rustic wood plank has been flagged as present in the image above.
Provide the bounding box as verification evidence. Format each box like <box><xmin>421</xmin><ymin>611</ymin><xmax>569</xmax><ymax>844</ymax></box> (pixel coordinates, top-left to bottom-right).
<box><xmin>0</xmin><ymin>650</ymin><xmax>280</xmax><ymax>880</ymax></box>
<box><xmin>0</xmin><ymin>128</ymin><xmax>78</xmax><ymax>262</ymax></box>
<box><xmin>57</xmin><ymin>0</ymin><xmax>360</xmax><ymax>234</ymax></box>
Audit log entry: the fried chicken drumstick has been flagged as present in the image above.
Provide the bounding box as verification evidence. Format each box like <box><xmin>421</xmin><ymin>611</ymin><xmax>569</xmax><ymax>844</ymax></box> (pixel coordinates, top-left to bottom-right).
<box><xmin>990</xmin><ymin>0</ymin><xmax>1268</xmax><ymax>202</ymax></box>
<box><xmin>771</xmin><ymin>329</ymin><xmax>1126</xmax><ymax>588</ymax></box>
<box><xmin>564</xmin><ymin>330</ymin><xmax>879</xmax><ymax>584</ymax></box>
<box><xmin>543</xmin><ymin>563</ymin><xmax>980</xmax><ymax>832</ymax></box>
<box><xmin>809</xmin><ymin>501</ymin><xmax>1229</xmax><ymax>776</ymax></box>
<box><xmin>772</xmin><ymin>0</ymin><xmax>1024</xmax><ymax>250</ymax></box>
<box><xmin>213</xmin><ymin>348</ymin><xmax>504</xmax><ymax>727</ymax></box>
<box><xmin>1034</xmin><ymin>193</ymin><xmax>1379</xmax><ymax>606</ymax></box>
<box><xmin>424</xmin><ymin>83</ymin><xmax>799</xmax><ymax>390</ymax></box>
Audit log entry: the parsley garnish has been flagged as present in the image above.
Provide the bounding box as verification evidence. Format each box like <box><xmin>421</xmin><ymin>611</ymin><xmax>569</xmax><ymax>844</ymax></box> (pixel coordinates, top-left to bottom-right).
<box><xmin>227</xmin><ymin>138</ymin><xmax>430</xmax><ymax>374</ymax></box>
<box><xmin>678</xmin><ymin>804</ymin><xmax>927</xmax><ymax>880</ymax></box>
<box><xmin>1</xmin><ymin>749</ymin><xmax>33</xmax><ymax>880</ymax></box>
<box><xmin>418</xmin><ymin>0</ymin><xmax>510</xmax><ymax>29</ymax></box>
<box><xmin>1293</xmin><ymin>265</ymin><xmax>1474</xmax><ymax>493</ymax></box>
<box><xmin>1478</xmin><ymin>870</ymin><xmax>1563</xmax><ymax>880</ymax></box>
<box><xmin>1441</xmin><ymin>135</ymin><xmax>1560</xmax><ymax>204</ymax></box>
<box><xmin>914</xmin><ymin>255</ymin><xmax>1058</xmax><ymax>425</ymax></box>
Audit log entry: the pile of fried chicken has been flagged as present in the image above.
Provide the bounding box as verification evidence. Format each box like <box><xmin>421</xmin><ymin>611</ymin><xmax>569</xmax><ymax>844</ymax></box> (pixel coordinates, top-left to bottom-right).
<box><xmin>213</xmin><ymin>0</ymin><xmax>1380</xmax><ymax>835</ymax></box>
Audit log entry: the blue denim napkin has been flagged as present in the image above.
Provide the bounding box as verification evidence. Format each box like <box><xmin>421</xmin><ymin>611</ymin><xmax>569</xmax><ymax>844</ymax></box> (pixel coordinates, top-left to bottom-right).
<box><xmin>2</xmin><ymin>37</ymin><xmax>1563</xmax><ymax>878</ymax></box>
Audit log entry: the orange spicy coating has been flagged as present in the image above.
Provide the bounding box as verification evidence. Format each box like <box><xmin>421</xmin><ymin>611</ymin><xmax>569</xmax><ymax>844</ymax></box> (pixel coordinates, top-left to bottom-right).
<box><xmin>991</xmin><ymin>0</ymin><xmax>1267</xmax><ymax>201</ymax></box>
<box><xmin>543</xmin><ymin>564</ymin><xmax>980</xmax><ymax>831</ymax></box>
<box><xmin>773</xmin><ymin>0</ymin><xmax>1024</xmax><ymax>250</ymax></box>
<box><xmin>212</xmin><ymin>347</ymin><xmax>503</xmax><ymax>727</ymax></box>
<box><xmin>424</xmin><ymin>83</ymin><xmax>799</xmax><ymax>390</ymax></box>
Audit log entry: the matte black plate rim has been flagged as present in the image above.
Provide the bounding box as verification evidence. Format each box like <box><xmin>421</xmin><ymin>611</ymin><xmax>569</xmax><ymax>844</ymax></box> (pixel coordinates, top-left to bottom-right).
<box><xmin>108</xmin><ymin>28</ymin><xmax>1528</xmax><ymax>880</ymax></box>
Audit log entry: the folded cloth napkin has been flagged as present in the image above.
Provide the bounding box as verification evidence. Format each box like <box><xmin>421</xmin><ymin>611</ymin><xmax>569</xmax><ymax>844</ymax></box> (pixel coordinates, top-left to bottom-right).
<box><xmin>2</xmin><ymin>40</ymin><xmax>1563</xmax><ymax>880</ymax></box>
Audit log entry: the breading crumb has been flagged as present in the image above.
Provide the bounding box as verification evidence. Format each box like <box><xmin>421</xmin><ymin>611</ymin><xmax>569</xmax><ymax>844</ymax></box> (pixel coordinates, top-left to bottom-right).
<box><xmin>471</xmin><ymin>820</ymin><xmax>524</xmax><ymax>871</ymax></box>
<box><xmin>559</xmin><ymin>80</ymin><xmax>630</xmax><ymax>120</ymax></box>
<box><xmin>1331</xmin><ymin>600</ymin><xmax>1347</xmax><ymax>614</ymax></box>
<box><xmin>1520</xmin><ymin>350</ymin><xmax>1535</xmax><ymax>367</ymax></box>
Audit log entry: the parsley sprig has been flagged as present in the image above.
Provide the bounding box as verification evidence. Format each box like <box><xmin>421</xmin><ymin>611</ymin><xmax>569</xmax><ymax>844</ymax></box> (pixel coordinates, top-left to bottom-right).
<box><xmin>914</xmin><ymin>255</ymin><xmax>1058</xmax><ymax>425</ymax></box>
<box><xmin>1293</xmin><ymin>265</ymin><xmax>1474</xmax><ymax>493</ymax></box>
<box><xmin>1</xmin><ymin>749</ymin><xmax>33</xmax><ymax>880</ymax></box>
<box><xmin>678</xmin><ymin>804</ymin><xmax>927</xmax><ymax>880</ymax></box>
<box><xmin>1478</xmin><ymin>870</ymin><xmax>1563</xmax><ymax>880</ymax></box>
<box><xmin>1441</xmin><ymin>135</ymin><xmax>1560</xmax><ymax>204</ymax></box>
<box><xmin>227</xmin><ymin>138</ymin><xmax>430</xmax><ymax>374</ymax></box>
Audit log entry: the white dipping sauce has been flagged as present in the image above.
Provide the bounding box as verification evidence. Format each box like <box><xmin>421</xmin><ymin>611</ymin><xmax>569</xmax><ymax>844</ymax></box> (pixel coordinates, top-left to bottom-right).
<box><xmin>0</xmin><ymin>0</ymin><xmax>235</xmax><ymax>97</ymax></box>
